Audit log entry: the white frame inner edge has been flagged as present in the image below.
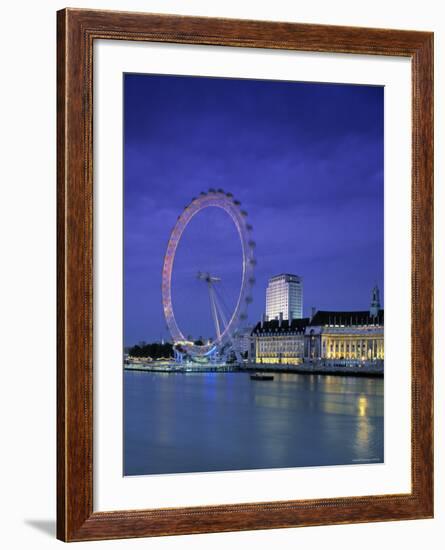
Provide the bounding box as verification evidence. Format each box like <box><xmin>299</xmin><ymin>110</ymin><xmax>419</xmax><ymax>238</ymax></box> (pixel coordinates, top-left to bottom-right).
<box><xmin>94</xmin><ymin>40</ymin><xmax>411</xmax><ymax>512</ymax></box>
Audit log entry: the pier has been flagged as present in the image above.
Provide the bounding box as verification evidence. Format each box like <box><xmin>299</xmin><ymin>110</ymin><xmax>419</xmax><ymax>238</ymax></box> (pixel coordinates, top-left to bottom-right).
<box><xmin>124</xmin><ymin>360</ymin><xmax>383</xmax><ymax>377</ymax></box>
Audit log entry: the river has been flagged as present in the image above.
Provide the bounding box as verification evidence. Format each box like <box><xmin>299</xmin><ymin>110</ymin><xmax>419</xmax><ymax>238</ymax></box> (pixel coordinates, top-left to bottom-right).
<box><xmin>124</xmin><ymin>370</ymin><xmax>383</xmax><ymax>476</ymax></box>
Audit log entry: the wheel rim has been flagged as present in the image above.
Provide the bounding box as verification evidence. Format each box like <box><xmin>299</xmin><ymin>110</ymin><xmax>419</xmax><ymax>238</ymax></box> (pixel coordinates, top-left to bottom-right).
<box><xmin>161</xmin><ymin>190</ymin><xmax>255</xmax><ymax>356</ymax></box>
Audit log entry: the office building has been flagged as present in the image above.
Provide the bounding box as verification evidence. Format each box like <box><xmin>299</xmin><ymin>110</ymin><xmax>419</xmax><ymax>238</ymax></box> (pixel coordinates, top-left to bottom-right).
<box><xmin>265</xmin><ymin>273</ymin><xmax>303</xmax><ymax>321</ymax></box>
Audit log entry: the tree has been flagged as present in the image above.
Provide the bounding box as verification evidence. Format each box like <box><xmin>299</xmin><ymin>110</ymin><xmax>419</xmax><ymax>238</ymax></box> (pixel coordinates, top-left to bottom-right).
<box><xmin>128</xmin><ymin>341</ymin><xmax>173</xmax><ymax>359</ymax></box>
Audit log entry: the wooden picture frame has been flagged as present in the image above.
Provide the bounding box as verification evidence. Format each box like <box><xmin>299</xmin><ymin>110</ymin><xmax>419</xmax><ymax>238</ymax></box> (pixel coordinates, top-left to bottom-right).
<box><xmin>57</xmin><ymin>8</ymin><xmax>434</xmax><ymax>542</ymax></box>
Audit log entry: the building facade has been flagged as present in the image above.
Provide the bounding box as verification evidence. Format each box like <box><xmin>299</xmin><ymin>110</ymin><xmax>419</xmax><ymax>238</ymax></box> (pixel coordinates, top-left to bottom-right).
<box><xmin>305</xmin><ymin>310</ymin><xmax>384</xmax><ymax>362</ymax></box>
<box><xmin>253</xmin><ymin>287</ymin><xmax>384</xmax><ymax>366</ymax></box>
<box><xmin>252</xmin><ymin>317</ymin><xmax>308</xmax><ymax>365</ymax></box>
<box><xmin>265</xmin><ymin>273</ymin><xmax>303</xmax><ymax>321</ymax></box>
<box><xmin>234</xmin><ymin>325</ymin><xmax>255</xmax><ymax>357</ymax></box>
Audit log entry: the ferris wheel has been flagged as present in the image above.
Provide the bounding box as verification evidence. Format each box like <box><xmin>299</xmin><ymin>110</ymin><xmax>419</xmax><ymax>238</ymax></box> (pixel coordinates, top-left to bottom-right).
<box><xmin>161</xmin><ymin>189</ymin><xmax>256</xmax><ymax>359</ymax></box>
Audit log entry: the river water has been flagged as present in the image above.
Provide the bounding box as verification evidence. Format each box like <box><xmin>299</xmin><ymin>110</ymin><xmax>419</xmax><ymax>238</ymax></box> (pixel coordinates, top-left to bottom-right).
<box><xmin>124</xmin><ymin>370</ymin><xmax>383</xmax><ymax>476</ymax></box>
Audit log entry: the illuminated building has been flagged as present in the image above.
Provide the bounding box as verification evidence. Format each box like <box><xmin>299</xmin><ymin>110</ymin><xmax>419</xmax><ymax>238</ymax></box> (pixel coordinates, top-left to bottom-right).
<box><xmin>252</xmin><ymin>316</ymin><xmax>309</xmax><ymax>365</ymax></box>
<box><xmin>304</xmin><ymin>309</ymin><xmax>384</xmax><ymax>362</ymax></box>
<box><xmin>253</xmin><ymin>286</ymin><xmax>384</xmax><ymax>365</ymax></box>
<box><xmin>265</xmin><ymin>274</ymin><xmax>303</xmax><ymax>321</ymax></box>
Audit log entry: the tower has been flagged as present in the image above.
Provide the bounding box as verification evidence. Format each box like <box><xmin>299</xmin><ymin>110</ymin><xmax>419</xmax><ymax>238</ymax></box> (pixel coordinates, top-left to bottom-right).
<box><xmin>265</xmin><ymin>274</ymin><xmax>303</xmax><ymax>320</ymax></box>
<box><xmin>370</xmin><ymin>285</ymin><xmax>381</xmax><ymax>317</ymax></box>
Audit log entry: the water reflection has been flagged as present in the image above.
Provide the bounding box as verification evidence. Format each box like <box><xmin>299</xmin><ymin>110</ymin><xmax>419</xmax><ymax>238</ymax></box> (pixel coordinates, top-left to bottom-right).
<box><xmin>358</xmin><ymin>395</ymin><xmax>368</xmax><ymax>417</ymax></box>
<box><xmin>124</xmin><ymin>371</ymin><xmax>383</xmax><ymax>475</ymax></box>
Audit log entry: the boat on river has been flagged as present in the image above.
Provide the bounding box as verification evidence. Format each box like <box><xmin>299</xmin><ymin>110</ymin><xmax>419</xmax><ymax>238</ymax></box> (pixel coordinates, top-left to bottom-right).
<box><xmin>250</xmin><ymin>373</ymin><xmax>274</xmax><ymax>381</ymax></box>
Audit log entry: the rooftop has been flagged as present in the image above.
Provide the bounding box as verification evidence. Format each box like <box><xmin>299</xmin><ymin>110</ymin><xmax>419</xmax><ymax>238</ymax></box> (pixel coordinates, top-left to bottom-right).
<box><xmin>252</xmin><ymin>317</ymin><xmax>310</xmax><ymax>334</ymax></box>
<box><xmin>268</xmin><ymin>273</ymin><xmax>301</xmax><ymax>282</ymax></box>
<box><xmin>252</xmin><ymin>309</ymin><xmax>384</xmax><ymax>334</ymax></box>
<box><xmin>311</xmin><ymin>309</ymin><xmax>384</xmax><ymax>327</ymax></box>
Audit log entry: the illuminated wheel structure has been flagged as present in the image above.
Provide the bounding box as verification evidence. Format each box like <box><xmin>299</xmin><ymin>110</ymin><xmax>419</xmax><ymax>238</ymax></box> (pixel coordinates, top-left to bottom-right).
<box><xmin>162</xmin><ymin>189</ymin><xmax>256</xmax><ymax>361</ymax></box>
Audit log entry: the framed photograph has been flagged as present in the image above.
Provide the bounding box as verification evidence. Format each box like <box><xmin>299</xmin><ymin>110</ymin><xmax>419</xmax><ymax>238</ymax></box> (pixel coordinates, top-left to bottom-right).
<box><xmin>57</xmin><ymin>8</ymin><xmax>433</xmax><ymax>542</ymax></box>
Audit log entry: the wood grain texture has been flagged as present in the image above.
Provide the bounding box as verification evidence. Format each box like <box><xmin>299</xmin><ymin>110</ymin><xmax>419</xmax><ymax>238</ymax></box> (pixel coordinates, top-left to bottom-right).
<box><xmin>57</xmin><ymin>8</ymin><xmax>434</xmax><ymax>542</ymax></box>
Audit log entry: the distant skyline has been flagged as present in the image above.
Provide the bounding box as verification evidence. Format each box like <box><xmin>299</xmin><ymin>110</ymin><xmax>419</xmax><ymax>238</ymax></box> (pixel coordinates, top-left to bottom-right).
<box><xmin>124</xmin><ymin>74</ymin><xmax>384</xmax><ymax>346</ymax></box>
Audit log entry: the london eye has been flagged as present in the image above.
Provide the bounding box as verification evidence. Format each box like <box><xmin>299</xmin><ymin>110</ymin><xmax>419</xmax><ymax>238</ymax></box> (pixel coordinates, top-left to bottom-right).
<box><xmin>161</xmin><ymin>189</ymin><xmax>256</xmax><ymax>361</ymax></box>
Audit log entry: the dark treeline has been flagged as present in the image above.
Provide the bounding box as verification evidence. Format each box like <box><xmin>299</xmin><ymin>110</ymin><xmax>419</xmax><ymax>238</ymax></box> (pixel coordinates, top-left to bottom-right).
<box><xmin>128</xmin><ymin>342</ymin><xmax>173</xmax><ymax>359</ymax></box>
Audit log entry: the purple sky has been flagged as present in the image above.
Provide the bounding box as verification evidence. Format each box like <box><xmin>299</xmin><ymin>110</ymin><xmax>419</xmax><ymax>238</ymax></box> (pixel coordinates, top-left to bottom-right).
<box><xmin>124</xmin><ymin>74</ymin><xmax>384</xmax><ymax>346</ymax></box>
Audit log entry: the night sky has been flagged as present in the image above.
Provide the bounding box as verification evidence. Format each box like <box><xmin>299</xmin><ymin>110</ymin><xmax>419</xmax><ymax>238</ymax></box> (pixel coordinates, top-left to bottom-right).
<box><xmin>124</xmin><ymin>74</ymin><xmax>383</xmax><ymax>346</ymax></box>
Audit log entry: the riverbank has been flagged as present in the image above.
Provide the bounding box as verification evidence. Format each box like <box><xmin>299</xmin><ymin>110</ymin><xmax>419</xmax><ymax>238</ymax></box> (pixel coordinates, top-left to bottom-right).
<box><xmin>124</xmin><ymin>361</ymin><xmax>383</xmax><ymax>377</ymax></box>
<box><xmin>245</xmin><ymin>363</ymin><xmax>383</xmax><ymax>377</ymax></box>
<box><xmin>125</xmin><ymin>363</ymin><xmax>235</xmax><ymax>374</ymax></box>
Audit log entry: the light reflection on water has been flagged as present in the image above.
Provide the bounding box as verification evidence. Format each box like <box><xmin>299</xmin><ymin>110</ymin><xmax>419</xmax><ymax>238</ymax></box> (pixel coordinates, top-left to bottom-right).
<box><xmin>124</xmin><ymin>371</ymin><xmax>383</xmax><ymax>476</ymax></box>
